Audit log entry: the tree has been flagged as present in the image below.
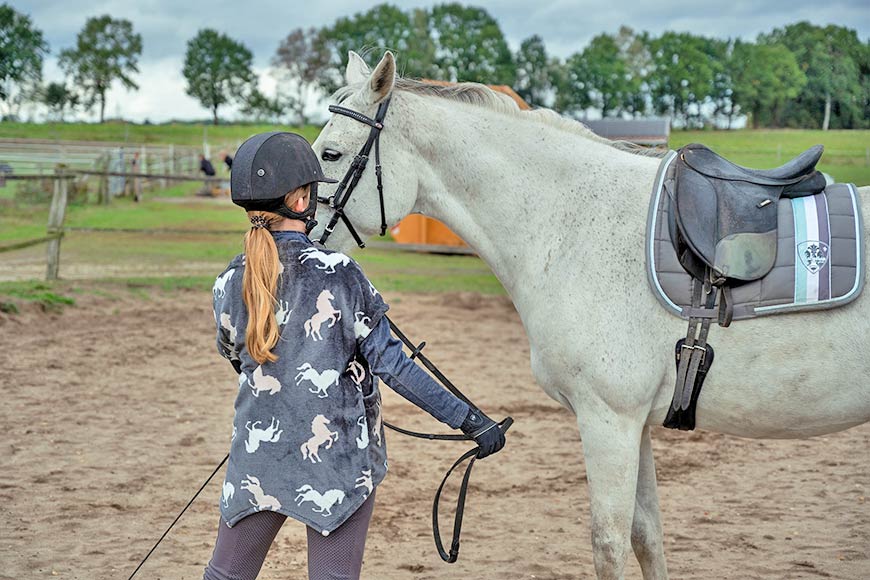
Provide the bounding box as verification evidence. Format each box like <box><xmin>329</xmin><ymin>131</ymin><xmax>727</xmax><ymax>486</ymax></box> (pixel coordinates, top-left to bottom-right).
<box><xmin>42</xmin><ymin>81</ymin><xmax>79</xmax><ymax>121</ymax></box>
<box><xmin>729</xmin><ymin>40</ymin><xmax>806</xmax><ymax>128</ymax></box>
<box><xmin>182</xmin><ymin>29</ymin><xmax>255</xmax><ymax>125</ymax></box>
<box><xmin>573</xmin><ymin>34</ymin><xmax>639</xmax><ymax>117</ymax></box>
<box><xmin>318</xmin><ymin>4</ymin><xmax>435</xmax><ymax>94</ymax></box>
<box><xmin>429</xmin><ymin>3</ymin><xmax>514</xmax><ymax>85</ymax></box>
<box><xmin>0</xmin><ymin>4</ymin><xmax>49</xmax><ymax>118</ymax></box>
<box><xmin>240</xmin><ymin>88</ymin><xmax>287</xmax><ymax>123</ymax></box>
<box><xmin>613</xmin><ymin>26</ymin><xmax>651</xmax><ymax>117</ymax></box>
<box><xmin>760</xmin><ymin>22</ymin><xmax>865</xmax><ymax>130</ymax></box>
<box><xmin>58</xmin><ymin>15</ymin><xmax>142</xmax><ymax>123</ymax></box>
<box><xmin>647</xmin><ymin>32</ymin><xmax>722</xmax><ymax>127</ymax></box>
<box><xmin>513</xmin><ymin>35</ymin><xmax>554</xmax><ymax>107</ymax></box>
<box><xmin>271</xmin><ymin>27</ymin><xmax>331</xmax><ymax>124</ymax></box>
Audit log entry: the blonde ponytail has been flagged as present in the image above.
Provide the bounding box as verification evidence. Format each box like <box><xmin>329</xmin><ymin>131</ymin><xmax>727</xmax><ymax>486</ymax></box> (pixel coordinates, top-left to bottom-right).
<box><xmin>241</xmin><ymin>185</ymin><xmax>311</xmax><ymax>364</ymax></box>
<box><xmin>243</xmin><ymin>211</ymin><xmax>284</xmax><ymax>364</ymax></box>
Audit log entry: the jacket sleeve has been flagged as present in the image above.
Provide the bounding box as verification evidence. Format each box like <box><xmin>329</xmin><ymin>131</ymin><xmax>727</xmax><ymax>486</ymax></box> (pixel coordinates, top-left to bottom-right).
<box><xmin>213</xmin><ymin>267</ymin><xmax>242</xmax><ymax>374</ymax></box>
<box><xmin>359</xmin><ymin>315</ymin><xmax>470</xmax><ymax>429</ymax></box>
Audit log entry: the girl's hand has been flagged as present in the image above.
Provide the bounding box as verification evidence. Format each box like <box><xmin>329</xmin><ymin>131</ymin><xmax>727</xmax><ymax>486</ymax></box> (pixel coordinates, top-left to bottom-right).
<box><xmin>459</xmin><ymin>407</ymin><xmax>506</xmax><ymax>459</ymax></box>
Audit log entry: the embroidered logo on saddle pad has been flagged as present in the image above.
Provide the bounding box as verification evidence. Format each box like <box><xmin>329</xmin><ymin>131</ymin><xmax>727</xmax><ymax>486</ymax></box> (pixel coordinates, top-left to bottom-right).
<box><xmin>797</xmin><ymin>241</ymin><xmax>829</xmax><ymax>274</ymax></box>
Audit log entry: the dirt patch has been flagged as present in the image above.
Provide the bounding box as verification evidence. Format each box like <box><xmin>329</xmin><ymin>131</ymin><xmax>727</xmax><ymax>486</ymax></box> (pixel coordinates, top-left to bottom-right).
<box><xmin>2</xmin><ymin>288</ymin><xmax>867</xmax><ymax>579</ymax></box>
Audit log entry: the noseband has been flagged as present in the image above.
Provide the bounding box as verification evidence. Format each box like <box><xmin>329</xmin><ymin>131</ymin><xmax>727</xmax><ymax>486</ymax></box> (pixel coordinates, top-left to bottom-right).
<box><xmin>317</xmin><ymin>98</ymin><xmax>392</xmax><ymax>248</ymax></box>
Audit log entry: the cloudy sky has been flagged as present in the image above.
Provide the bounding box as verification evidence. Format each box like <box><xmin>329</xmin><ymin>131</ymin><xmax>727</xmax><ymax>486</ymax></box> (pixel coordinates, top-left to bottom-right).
<box><xmin>14</xmin><ymin>0</ymin><xmax>870</xmax><ymax>123</ymax></box>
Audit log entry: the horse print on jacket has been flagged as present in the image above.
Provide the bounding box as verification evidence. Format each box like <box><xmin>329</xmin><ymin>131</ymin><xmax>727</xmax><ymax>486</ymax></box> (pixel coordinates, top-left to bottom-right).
<box><xmin>353</xmin><ymin>312</ymin><xmax>372</xmax><ymax>339</ymax></box>
<box><xmin>304</xmin><ymin>290</ymin><xmax>341</xmax><ymax>341</ymax></box>
<box><xmin>245</xmin><ymin>418</ymin><xmax>283</xmax><ymax>453</ymax></box>
<box><xmin>294</xmin><ymin>485</ymin><xmax>346</xmax><ymax>516</ymax></box>
<box><xmin>222</xmin><ymin>481</ymin><xmax>235</xmax><ymax>508</ymax></box>
<box><xmin>248</xmin><ymin>366</ymin><xmax>282</xmax><ymax>397</ymax></box>
<box><xmin>300</xmin><ymin>414</ymin><xmax>339</xmax><ymax>463</ymax></box>
<box><xmin>356</xmin><ymin>416</ymin><xmax>369</xmax><ymax>449</ymax></box>
<box><xmin>346</xmin><ymin>359</ymin><xmax>366</xmax><ymax>390</ymax></box>
<box><xmin>298</xmin><ymin>247</ymin><xmax>352</xmax><ymax>274</ymax></box>
<box><xmin>241</xmin><ymin>475</ymin><xmax>282</xmax><ymax>511</ymax></box>
<box><xmin>213</xmin><ymin>268</ymin><xmax>235</xmax><ymax>298</ymax></box>
<box><xmin>295</xmin><ymin>363</ymin><xmax>340</xmax><ymax>398</ymax></box>
<box><xmin>275</xmin><ymin>299</ymin><xmax>292</xmax><ymax>326</ymax></box>
<box><xmin>355</xmin><ymin>469</ymin><xmax>373</xmax><ymax>498</ymax></box>
<box><xmin>220</xmin><ymin>312</ymin><xmax>238</xmax><ymax>343</ymax></box>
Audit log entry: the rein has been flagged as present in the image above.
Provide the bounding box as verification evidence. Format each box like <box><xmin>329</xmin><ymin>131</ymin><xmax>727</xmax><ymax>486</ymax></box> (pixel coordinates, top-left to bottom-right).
<box><xmin>127</xmin><ymin>95</ymin><xmax>513</xmax><ymax>579</ymax></box>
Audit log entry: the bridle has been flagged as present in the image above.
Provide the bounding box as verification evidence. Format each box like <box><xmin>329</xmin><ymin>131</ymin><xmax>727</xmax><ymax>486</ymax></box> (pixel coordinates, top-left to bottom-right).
<box><xmin>316</xmin><ymin>98</ymin><xmax>391</xmax><ymax>248</ymax></box>
<box><xmin>127</xmin><ymin>94</ymin><xmax>513</xmax><ymax>579</ymax></box>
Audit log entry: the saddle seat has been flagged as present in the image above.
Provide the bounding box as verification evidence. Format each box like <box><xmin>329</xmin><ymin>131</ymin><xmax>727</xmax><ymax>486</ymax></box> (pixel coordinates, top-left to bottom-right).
<box><xmin>671</xmin><ymin>143</ymin><xmax>827</xmax><ymax>283</ymax></box>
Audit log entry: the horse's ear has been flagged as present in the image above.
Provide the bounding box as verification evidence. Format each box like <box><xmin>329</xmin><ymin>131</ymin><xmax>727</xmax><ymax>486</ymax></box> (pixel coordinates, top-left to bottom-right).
<box><xmin>345</xmin><ymin>51</ymin><xmax>370</xmax><ymax>85</ymax></box>
<box><xmin>364</xmin><ymin>51</ymin><xmax>396</xmax><ymax>105</ymax></box>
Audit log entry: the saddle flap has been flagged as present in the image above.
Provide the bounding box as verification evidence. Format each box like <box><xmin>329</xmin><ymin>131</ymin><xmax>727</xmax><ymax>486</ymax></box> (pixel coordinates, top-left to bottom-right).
<box><xmin>673</xmin><ymin>155</ymin><xmax>781</xmax><ymax>281</ymax></box>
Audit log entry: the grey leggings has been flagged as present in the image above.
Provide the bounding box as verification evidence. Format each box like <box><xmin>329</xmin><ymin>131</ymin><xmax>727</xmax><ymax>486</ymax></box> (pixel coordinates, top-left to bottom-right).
<box><xmin>203</xmin><ymin>489</ymin><xmax>376</xmax><ymax>580</ymax></box>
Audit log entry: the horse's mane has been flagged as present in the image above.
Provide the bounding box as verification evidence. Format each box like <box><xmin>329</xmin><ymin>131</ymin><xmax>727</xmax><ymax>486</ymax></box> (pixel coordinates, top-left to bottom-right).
<box><xmin>332</xmin><ymin>77</ymin><xmax>667</xmax><ymax>159</ymax></box>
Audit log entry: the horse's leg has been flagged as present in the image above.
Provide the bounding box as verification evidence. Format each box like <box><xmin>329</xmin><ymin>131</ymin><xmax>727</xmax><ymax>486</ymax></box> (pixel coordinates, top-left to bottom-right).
<box><xmin>631</xmin><ymin>426</ymin><xmax>668</xmax><ymax>580</ymax></box>
<box><xmin>576</xmin><ymin>403</ymin><xmax>644</xmax><ymax>580</ymax></box>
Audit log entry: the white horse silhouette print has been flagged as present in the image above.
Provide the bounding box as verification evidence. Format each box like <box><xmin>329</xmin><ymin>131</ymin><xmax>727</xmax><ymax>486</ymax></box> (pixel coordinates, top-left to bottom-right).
<box><xmin>371</xmin><ymin>398</ymin><xmax>383</xmax><ymax>447</ymax></box>
<box><xmin>294</xmin><ymin>485</ymin><xmax>346</xmax><ymax>516</ymax></box>
<box><xmin>353</xmin><ymin>311</ymin><xmax>372</xmax><ymax>339</ymax></box>
<box><xmin>245</xmin><ymin>418</ymin><xmax>283</xmax><ymax>453</ymax></box>
<box><xmin>213</xmin><ymin>268</ymin><xmax>234</xmax><ymax>298</ymax></box>
<box><xmin>231</xmin><ymin>424</ymin><xmax>237</xmax><ymax>442</ymax></box>
<box><xmin>346</xmin><ymin>359</ymin><xmax>366</xmax><ymax>390</ymax></box>
<box><xmin>304</xmin><ymin>290</ymin><xmax>341</xmax><ymax>341</ymax></box>
<box><xmin>275</xmin><ymin>299</ymin><xmax>292</xmax><ymax>326</ymax></box>
<box><xmin>219</xmin><ymin>312</ymin><xmax>237</xmax><ymax>343</ymax></box>
<box><xmin>299</xmin><ymin>247</ymin><xmax>352</xmax><ymax>274</ymax></box>
<box><xmin>222</xmin><ymin>481</ymin><xmax>235</xmax><ymax>508</ymax></box>
<box><xmin>368</xmin><ymin>280</ymin><xmax>379</xmax><ymax>297</ymax></box>
<box><xmin>356</xmin><ymin>416</ymin><xmax>369</xmax><ymax>449</ymax></box>
<box><xmin>248</xmin><ymin>366</ymin><xmax>282</xmax><ymax>398</ymax></box>
<box><xmin>300</xmin><ymin>414</ymin><xmax>339</xmax><ymax>463</ymax></box>
<box><xmin>295</xmin><ymin>363</ymin><xmax>340</xmax><ymax>398</ymax></box>
<box><xmin>237</xmin><ymin>372</ymin><xmax>246</xmax><ymax>389</ymax></box>
<box><xmin>355</xmin><ymin>469</ymin><xmax>373</xmax><ymax>498</ymax></box>
<box><xmin>241</xmin><ymin>475</ymin><xmax>282</xmax><ymax>511</ymax></box>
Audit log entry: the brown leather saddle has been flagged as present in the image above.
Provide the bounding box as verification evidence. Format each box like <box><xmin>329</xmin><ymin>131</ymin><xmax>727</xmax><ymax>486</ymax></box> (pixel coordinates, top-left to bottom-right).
<box><xmin>664</xmin><ymin>143</ymin><xmax>827</xmax><ymax>430</ymax></box>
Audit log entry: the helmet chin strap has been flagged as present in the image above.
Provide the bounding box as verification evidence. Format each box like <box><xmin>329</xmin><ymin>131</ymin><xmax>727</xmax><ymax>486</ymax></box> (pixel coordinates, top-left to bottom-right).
<box><xmin>270</xmin><ymin>182</ymin><xmax>319</xmax><ymax>233</ymax></box>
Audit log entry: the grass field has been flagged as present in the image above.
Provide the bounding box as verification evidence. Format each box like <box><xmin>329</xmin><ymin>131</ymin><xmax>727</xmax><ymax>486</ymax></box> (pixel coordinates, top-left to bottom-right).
<box><xmin>1</xmin><ymin>123</ymin><xmax>868</xmax><ymax>306</ymax></box>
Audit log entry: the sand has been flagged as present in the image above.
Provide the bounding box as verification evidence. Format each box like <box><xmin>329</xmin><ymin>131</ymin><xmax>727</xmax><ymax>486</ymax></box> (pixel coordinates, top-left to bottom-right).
<box><xmin>1</xmin><ymin>287</ymin><xmax>867</xmax><ymax>579</ymax></box>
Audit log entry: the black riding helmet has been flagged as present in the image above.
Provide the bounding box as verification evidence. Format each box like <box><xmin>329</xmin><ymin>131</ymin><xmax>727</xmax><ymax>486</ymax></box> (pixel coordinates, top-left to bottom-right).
<box><xmin>230</xmin><ymin>132</ymin><xmax>337</xmax><ymax>232</ymax></box>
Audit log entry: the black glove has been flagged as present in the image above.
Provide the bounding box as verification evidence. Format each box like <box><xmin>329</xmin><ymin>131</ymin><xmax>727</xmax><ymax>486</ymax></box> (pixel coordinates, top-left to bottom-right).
<box><xmin>460</xmin><ymin>407</ymin><xmax>505</xmax><ymax>459</ymax></box>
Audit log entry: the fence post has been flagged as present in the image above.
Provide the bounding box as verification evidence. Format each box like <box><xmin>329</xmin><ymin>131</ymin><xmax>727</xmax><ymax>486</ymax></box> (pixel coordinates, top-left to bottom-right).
<box><xmin>101</xmin><ymin>154</ymin><xmax>111</xmax><ymax>205</ymax></box>
<box><xmin>45</xmin><ymin>174</ymin><xmax>69</xmax><ymax>281</ymax></box>
<box><xmin>169</xmin><ymin>144</ymin><xmax>176</xmax><ymax>185</ymax></box>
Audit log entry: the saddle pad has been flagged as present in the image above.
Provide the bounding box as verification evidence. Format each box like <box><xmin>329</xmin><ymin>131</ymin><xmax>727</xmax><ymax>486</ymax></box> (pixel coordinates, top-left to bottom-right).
<box><xmin>646</xmin><ymin>151</ymin><xmax>865</xmax><ymax>321</ymax></box>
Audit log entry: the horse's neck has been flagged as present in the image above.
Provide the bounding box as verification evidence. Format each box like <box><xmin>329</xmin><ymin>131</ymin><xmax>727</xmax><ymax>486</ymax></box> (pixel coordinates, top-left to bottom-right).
<box><xmin>400</xmin><ymin>94</ymin><xmax>661</xmax><ymax>305</ymax></box>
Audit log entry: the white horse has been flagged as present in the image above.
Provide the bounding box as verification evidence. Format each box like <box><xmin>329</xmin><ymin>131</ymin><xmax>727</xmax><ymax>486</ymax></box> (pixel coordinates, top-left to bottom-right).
<box><xmin>309</xmin><ymin>51</ymin><xmax>870</xmax><ymax>580</ymax></box>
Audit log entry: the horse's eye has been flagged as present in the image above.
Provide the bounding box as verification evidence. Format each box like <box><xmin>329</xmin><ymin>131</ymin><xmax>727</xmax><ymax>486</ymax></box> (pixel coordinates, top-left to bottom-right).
<box><xmin>322</xmin><ymin>149</ymin><xmax>342</xmax><ymax>162</ymax></box>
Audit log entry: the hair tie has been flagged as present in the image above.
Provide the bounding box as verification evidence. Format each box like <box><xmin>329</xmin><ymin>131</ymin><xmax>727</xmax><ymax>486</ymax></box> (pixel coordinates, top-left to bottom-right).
<box><xmin>250</xmin><ymin>215</ymin><xmax>268</xmax><ymax>229</ymax></box>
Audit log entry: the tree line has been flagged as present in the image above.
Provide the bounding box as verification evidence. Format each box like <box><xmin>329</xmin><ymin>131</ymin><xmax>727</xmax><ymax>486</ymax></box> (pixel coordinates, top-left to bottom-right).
<box><xmin>2</xmin><ymin>2</ymin><xmax>867</xmax><ymax>129</ymax></box>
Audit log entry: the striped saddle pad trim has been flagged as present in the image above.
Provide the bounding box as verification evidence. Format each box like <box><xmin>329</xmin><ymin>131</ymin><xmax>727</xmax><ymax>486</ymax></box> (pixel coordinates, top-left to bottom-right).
<box><xmin>645</xmin><ymin>151</ymin><xmax>865</xmax><ymax>321</ymax></box>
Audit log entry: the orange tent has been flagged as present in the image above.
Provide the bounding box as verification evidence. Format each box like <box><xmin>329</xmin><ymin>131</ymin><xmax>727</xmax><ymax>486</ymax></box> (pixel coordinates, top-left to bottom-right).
<box><xmin>391</xmin><ymin>82</ymin><xmax>530</xmax><ymax>248</ymax></box>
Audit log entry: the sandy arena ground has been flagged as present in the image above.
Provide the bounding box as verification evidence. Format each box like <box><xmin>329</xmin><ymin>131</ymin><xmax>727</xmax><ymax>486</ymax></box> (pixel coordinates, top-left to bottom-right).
<box><xmin>1</xmin><ymin>287</ymin><xmax>867</xmax><ymax>579</ymax></box>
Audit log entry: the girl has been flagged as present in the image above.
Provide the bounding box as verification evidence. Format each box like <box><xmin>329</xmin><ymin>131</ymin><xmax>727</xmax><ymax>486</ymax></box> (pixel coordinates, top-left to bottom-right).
<box><xmin>206</xmin><ymin>131</ymin><xmax>505</xmax><ymax>580</ymax></box>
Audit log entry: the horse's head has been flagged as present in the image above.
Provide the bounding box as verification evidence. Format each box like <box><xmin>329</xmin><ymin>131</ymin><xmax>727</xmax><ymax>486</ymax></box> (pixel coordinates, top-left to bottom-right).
<box><xmin>311</xmin><ymin>51</ymin><xmax>419</xmax><ymax>252</ymax></box>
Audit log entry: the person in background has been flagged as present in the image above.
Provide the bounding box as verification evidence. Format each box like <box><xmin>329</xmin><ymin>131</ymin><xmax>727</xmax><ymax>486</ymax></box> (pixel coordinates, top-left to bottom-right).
<box><xmin>200</xmin><ymin>153</ymin><xmax>216</xmax><ymax>177</ymax></box>
<box><xmin>221</xmin><ymin>149</ymin><xmax>233</xmax><ymax>171</ymax></box>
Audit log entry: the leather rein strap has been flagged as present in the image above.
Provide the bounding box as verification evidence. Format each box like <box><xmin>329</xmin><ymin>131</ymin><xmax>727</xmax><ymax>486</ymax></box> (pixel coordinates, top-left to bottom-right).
<box><xmin>317</xmin><ymin>98</ymin><xmax>391</xmax><ymax>248</ymax></box>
